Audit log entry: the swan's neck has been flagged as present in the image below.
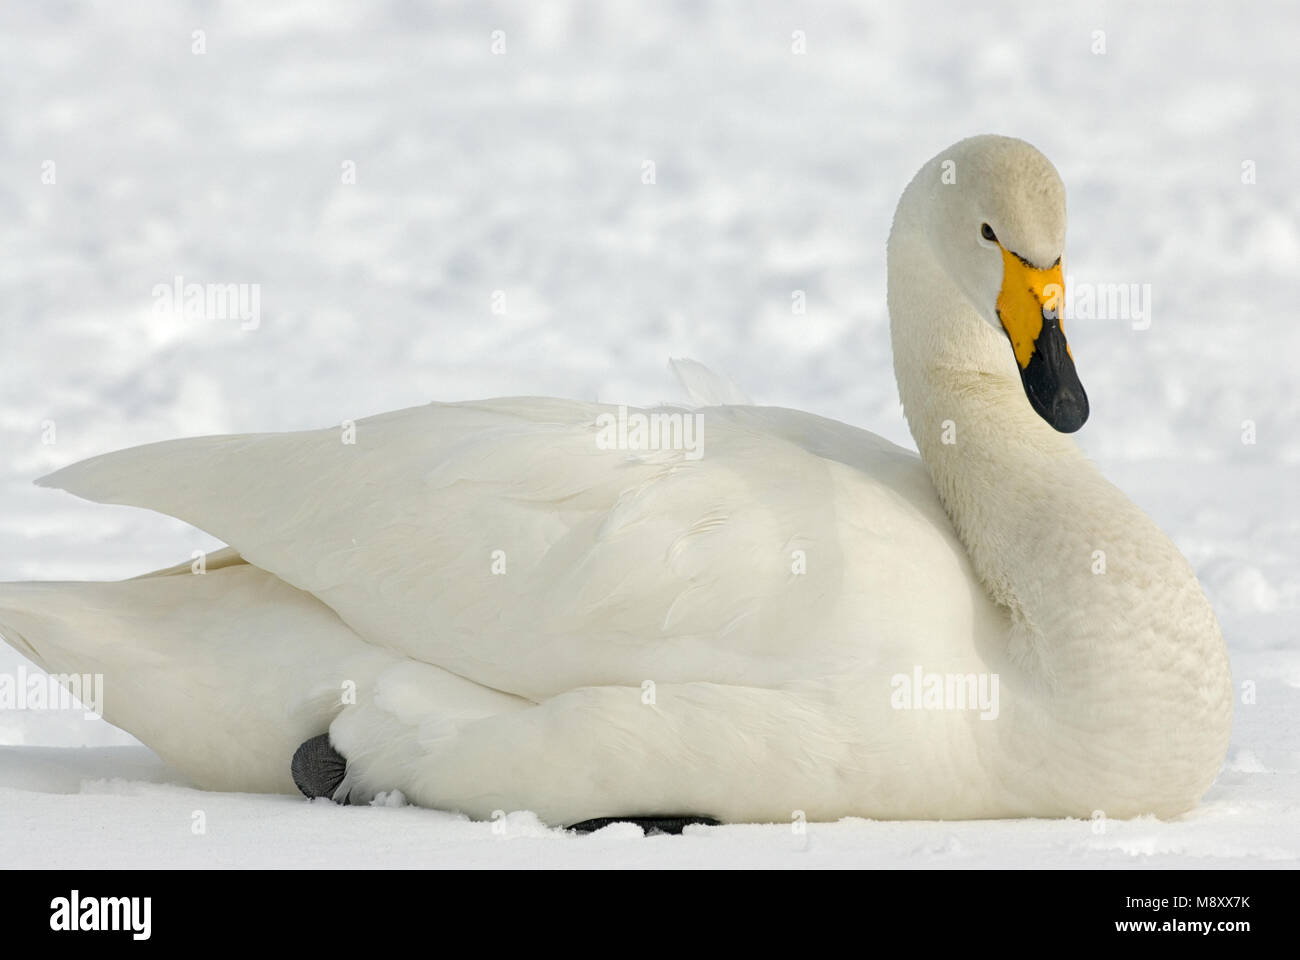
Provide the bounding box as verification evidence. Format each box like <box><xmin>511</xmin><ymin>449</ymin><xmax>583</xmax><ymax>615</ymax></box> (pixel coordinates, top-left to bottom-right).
<box><xmin>886</xmin><ymin>198</ymin><xmax>1225</xmax><ymax>694</ymax></box>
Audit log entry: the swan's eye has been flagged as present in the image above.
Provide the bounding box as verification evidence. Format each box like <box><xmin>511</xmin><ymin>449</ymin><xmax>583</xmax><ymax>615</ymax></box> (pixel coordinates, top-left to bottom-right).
<box><xmin>980</xmin><ymin>223</ymin><xmax>997</xmax><ymax>243</ymax></box>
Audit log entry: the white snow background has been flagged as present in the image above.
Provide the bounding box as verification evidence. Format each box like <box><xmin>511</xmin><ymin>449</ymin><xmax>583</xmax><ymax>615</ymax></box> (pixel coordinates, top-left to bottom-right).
<box><xmin>0</xmin><ymin>0</ymin><xmax>1297</xmax><ymax>868</ymax></box>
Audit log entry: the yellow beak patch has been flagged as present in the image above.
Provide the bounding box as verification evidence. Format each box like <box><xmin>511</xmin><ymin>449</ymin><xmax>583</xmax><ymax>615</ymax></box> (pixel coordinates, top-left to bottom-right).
<box><xmin>995</xmin><ymin>248</ymin><xmax>1067</xmax><ymax>369</ymax></box>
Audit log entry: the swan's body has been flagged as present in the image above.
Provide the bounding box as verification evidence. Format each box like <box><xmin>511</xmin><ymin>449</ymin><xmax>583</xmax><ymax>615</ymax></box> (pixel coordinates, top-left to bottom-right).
<box><xmin>0</xmin><ymin>136</ymin><xmax>1231</xmax><ymax>824</ymax></box>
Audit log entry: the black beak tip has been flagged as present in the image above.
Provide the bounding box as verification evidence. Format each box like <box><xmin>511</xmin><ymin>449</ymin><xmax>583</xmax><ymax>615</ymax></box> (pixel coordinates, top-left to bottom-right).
<box><xmin>1047</xmin><ymin>387</ymin><xmax>1089</xmax><ymax>433</ymax></box>
<box><xmin>1021</xmin><ymin>372</ymin><xmax>1089</xmax><ymax>433</ymax></box>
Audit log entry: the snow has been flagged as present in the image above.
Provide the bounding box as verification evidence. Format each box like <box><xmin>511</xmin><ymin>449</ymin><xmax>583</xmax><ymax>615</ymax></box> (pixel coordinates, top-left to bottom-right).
<box><xmin>1</xmin><ymin>0</ymin><xmax>1297</xmax><ymax>867</ymax></box>
<box><xmin>2</xmin><ymin>730</ymin><xmax>1296</xmax><ymax>868</ymax></box>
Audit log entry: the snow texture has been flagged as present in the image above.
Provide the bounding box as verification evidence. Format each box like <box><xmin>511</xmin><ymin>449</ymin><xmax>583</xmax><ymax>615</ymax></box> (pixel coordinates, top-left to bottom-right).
<box><xmin>0</xmin><ymin>0</ymin><xmax>1297</xmax><ymax>867</ymax></box>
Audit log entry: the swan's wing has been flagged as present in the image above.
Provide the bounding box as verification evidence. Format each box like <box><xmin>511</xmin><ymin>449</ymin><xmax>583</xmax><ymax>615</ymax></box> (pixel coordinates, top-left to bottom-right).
<box><xmin>36</xmin><ymin>400</ymin><xmax>970</xmax><ymax>698</ymax></box>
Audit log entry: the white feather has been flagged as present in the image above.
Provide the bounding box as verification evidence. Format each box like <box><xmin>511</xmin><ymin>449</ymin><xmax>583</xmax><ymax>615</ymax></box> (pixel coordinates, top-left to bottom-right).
<box><xmin>669</xmin><ymin>357</ymin><xmax>753</xmax><ymax>406</ymax></box>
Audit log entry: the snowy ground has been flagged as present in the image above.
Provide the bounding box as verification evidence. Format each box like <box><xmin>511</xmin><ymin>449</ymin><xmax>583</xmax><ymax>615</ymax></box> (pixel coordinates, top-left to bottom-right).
<box><xmin>1</xmin><ymin>1</ymin><xmax>1297</xmax><ymax>867</ymax></box>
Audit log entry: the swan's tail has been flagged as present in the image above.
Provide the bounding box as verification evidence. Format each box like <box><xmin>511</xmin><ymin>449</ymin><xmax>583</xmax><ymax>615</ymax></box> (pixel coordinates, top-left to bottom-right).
<box><xmin>0</xmin><ymin>563</ymin><xmax>399</xmax><ymax>794</ymax></box>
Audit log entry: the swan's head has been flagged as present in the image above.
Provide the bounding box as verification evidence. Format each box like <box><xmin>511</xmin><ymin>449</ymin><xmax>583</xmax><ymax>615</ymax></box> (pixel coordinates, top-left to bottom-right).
<box><xmin>923</xmin><ymin>135</ymin><xmax>1088</xmax><ymax>433</ymax></box>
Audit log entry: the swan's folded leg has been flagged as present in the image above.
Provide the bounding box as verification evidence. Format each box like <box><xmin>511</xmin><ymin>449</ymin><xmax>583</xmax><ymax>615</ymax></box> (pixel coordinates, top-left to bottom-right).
<box><xmin>330</xmin><ymin>681</ymin><xmax>850</xmax><ymax>825</ymax></box>
<box><xmin>320</xmin><ymin>660</ymin><xmax>532</xmax><ymax>803</ymax></box>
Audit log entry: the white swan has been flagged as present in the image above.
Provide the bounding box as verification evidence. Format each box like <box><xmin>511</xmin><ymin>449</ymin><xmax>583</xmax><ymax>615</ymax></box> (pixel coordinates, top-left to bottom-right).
<box><xmin>0</xmin><ymin>135</ymin><xmax>1231</xmax><ymax>825</ymax></box>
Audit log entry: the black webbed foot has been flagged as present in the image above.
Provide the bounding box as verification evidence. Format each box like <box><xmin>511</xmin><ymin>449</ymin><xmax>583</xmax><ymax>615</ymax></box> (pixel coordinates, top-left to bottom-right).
<box><xmin>568</xmin><ymin>815</ymin><xmax>720</xmax><ymax>834</ymax></box>
<box><xmin>291</xmin><ymin>733</ymin><xmax>350</xmax><ymax>804</ymax></box>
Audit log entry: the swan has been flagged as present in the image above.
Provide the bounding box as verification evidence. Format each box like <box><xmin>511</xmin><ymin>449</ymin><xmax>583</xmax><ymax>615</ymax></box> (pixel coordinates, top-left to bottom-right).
<box><xmin>0</xmin><ymin>135</ymin><xmax>1232</xmax><ymax>826</ymax></box>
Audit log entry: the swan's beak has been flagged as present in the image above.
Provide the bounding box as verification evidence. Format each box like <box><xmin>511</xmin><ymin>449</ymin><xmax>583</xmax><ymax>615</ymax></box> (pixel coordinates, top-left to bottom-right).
<box><xmin>995</xmin><ymin>248</ymin><xmax>1089</xmax><ymax>433</ymax></box>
